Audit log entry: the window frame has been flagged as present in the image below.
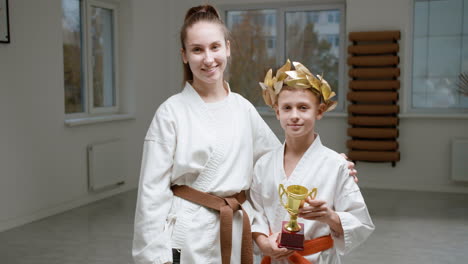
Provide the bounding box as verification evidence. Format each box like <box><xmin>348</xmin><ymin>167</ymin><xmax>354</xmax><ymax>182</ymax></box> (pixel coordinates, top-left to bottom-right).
<box><xmin>63</xmin><ymin>0</ymin><xmax>120</xmax><ymax>120</ymax></box>
<box><xmin>220</xmin><ymin>1</ymin><xmax>347</xmax><ymax>115</ymax></box>
<box><xmin>407</xmin><ymin>0</ymin><xmax>468</xmax><ymax>116</ymax></box>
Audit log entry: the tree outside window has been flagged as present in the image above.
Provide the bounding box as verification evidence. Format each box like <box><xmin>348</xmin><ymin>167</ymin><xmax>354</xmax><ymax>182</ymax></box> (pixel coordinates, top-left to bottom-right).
<box><xmin>225</xmin><ymin>6</ymin><xmax>344</xmax><ymax>111</ymax></box>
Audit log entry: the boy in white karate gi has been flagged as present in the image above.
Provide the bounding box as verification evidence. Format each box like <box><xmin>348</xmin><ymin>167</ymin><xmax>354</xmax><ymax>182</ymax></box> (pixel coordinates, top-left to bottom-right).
<box><xmin>251</xmin><ymin>60</ymin><xmax>375</xmax><ymax>264</ymax></box>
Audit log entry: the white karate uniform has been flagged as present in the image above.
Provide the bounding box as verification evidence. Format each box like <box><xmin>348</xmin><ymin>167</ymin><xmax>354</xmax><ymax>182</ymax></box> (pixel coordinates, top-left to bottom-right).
<box><xmin>250</xmin><ymin>135</ymin><xmax>374</xmax><ymax>264</ymax></box>
<box><xmin>132</xmin><ymin>82</ymin><xmax>280</xmax><ymax>264</ymax></box>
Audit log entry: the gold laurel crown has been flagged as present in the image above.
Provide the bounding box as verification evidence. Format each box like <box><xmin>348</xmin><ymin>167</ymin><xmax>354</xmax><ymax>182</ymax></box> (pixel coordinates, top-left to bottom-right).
<box><xmin>259</xmin><ymin>59</ymin><xmax>337</xmax><ymax>112</ymax></box>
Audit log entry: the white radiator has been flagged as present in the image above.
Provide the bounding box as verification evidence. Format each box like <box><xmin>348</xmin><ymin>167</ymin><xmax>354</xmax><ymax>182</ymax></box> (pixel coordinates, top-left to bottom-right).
<box><xmin>87</xmin><ymin>139</ymin><xmax>126</xmax><ymax>191</ymax></box>
<box><xmin>451</xmin><ymin>139</ymin><xmax>468</xmax><ymax>182</ymax></box>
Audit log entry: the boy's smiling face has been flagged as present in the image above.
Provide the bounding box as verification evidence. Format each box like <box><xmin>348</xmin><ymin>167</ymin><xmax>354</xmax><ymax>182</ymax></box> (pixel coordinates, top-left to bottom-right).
<box><xmin>275</xmin><ymin>88</ymin><xmax>325</xmax><ymax>139</ymax></box>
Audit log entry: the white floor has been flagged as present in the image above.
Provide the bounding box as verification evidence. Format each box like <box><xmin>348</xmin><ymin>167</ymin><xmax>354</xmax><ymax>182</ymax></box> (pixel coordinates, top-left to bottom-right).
<box><xmin>0</xmin><ymin>188</ymin><xmax>467</xmax><ymax>264</ymax></box>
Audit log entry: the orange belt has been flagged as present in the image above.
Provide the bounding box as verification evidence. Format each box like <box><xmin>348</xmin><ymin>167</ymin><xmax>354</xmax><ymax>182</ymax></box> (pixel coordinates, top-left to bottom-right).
<box><xmin>261</xmin><ymin>235</ymin><xmax>334</xmax><ymax>264</ymax></box>
<box><xmin>171</xmin><ymin>185</ymin><xmax>252</xmax><ymax>264</ymax></box>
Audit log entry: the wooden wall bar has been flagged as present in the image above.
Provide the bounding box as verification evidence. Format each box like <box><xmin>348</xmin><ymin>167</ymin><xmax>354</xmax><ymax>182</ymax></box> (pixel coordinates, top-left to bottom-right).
<box><xmin>348</xmin><ymin>105</ymin><xmax>399</xmax><ymax>115</ymax></box>
<box><xmin>349</xmin><ymin>68</ymin><xmax>400</xmax><ymax>79</ymax></box>
<box><xmin>349</xmin><ymin>80</ymin><xmax>400</xmax><ymax>90</ymax></box>
<box><xmin>349</xmin><ymin>31</ymin><xmax>401</xmax><ymax>41</ymax></box>
<box><xmin>348</xmin><ymin>116</ymin><xmax>399</xmax><ymax>126</ymax></box>
<box><xmin>347</xmin><ymin>56</ymin><xmax>399</xmax><ymax>66</ymax></box>
<box><xmin>347</xmin><ymin>30</ymin><xmax>401</xmax><ymax>166</ymax></box>
<box><xmin>347</xmin><ymin>91</ymin><xmax>398</xmax><ymax>103</ymax></box>
<box><xmin>347</xmin><ymin>140</ymin><xmax>399</xmax><ymax>151</ymax></box>
<box><xmin>348</xmin><ymin>128</ymin><xmax>398</xmax><ymax>139</ymax></box>
<box><xmin>348</xmin><ymin>43</ymin><xmax>399</xmax><ymax>54</ymax></box>
<box><xmin>347</xmin><ymin>151</ymin><xmax>400</xmax><ymax>162</ymax></box>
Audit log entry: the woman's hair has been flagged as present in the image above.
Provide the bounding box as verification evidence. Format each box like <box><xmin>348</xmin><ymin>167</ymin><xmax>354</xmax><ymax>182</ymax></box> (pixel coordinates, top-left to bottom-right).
<box><xmin>180</xmin><ymin>5</ymin><xmax>231</xmax><ymax>84</ymax></box>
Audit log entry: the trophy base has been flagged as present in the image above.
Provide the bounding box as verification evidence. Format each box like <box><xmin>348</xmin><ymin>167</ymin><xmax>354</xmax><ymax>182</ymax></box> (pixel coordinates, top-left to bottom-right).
<box><xmin>277</xmin><ymin>221</ymin><xmax>305</xmax><ymax>251</ymax></box>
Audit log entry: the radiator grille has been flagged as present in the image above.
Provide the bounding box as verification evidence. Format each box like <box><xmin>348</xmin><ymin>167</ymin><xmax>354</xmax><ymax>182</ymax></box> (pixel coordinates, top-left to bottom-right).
<box><xmin>451</xmin><ymin>139</ymin><xmax>468</xmax><ymax>182</ymax></box>
<box><xmin>87</xmin><ymin>139</ymin><xmax>126</xmax><ymax>191</ymax></box>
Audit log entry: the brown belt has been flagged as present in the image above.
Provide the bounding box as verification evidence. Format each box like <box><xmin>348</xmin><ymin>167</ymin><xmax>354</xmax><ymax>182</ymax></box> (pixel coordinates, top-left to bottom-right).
<box><xmin>171</xmin><ymin>185</ymin><xmax>253</xmax><ymax>264</ymax></box>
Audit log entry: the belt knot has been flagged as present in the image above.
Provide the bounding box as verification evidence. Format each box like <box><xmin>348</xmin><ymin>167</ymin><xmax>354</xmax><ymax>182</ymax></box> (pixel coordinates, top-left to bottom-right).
<box><xmin>224</xmin><ymin>197</ymin><xmax>241</xmax><ymax>211</ymax></box>
<box><xmin>171</xmin><ymin>185</ymin><xmax>253</xmax><ymax>264</ymax></box>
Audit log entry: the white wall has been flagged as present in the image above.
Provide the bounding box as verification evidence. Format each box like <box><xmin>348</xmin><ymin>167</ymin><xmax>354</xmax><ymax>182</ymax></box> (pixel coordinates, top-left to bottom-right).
<box><xmin>1</xmin><ymin>0</ymin><xmax>467</xmax><ymax>232</ymax></box>
<box><xmin>0</xmin><ymin>0</ymin><xmax>171</xmax><ymax>232</ymax></box>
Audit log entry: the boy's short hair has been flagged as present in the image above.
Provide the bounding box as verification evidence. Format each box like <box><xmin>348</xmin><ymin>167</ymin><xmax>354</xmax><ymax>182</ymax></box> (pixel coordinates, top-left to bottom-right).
<box><xmin>259</xmin><ymin>60</ymin><xmax>337</xmax><ymax>112</ymax></box>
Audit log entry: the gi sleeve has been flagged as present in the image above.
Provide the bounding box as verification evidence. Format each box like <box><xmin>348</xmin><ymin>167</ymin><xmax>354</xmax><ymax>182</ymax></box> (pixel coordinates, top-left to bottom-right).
<box><xmin>248</xmin><ymin>104</ymin><xmax>280</xmax><ymax>164</ymax></box>
<box><xmin>132</xmin><ymin>104</ymin><xmax>176</xmax><ymax>264</ymax></box>
<box><xmin>332</xmin><ymin>163</ymin><xmax>375</xmax><ymax>255</ymax></box>
<box><xmin>249</xmin><ymin>161</ymin><xmax>271</xmax><ymax>236</ymax></box>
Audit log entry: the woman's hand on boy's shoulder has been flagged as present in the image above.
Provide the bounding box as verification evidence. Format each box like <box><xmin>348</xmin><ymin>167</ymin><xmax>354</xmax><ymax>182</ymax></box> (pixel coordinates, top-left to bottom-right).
<box><xmin>340</xmin><ymin>153</ymin><xmax>358</xmax><ymax>183</ymax></box>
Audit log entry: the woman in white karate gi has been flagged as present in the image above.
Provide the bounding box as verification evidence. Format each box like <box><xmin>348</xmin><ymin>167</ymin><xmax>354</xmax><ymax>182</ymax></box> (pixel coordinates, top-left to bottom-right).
<box><xmin>132</xmin><ymin>5</ymin><xmax>357</xmax><ymax>264</ymax></box>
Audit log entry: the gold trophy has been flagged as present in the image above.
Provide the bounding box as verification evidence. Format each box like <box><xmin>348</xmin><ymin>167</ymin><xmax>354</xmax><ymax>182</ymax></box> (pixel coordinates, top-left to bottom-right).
<box><xmin>277</xmin><ymin>184</ymin><xmax>317</xmax><ymax>250</ymax></box>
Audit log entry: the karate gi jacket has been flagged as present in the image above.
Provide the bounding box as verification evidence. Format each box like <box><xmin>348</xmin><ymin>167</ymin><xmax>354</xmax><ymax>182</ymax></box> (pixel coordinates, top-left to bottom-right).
<box><xmin>132</xmin><ymin>82</ymin><xmax>280</xmax><ymax>264</ymax></box>
<box><xmin>250</xmin><ymin>135</ymin><xmax>375</xmax><ymax>264</ymax></box>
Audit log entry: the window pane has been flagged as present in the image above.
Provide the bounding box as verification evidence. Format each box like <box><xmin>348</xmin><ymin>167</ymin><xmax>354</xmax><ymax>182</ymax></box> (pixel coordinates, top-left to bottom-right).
<box><xmin>427</xmin><ymin>36</ymin><xmax>461</xmax><ymax>77</ymax></box>
<box><xmin>62</xmin><ymin>0</ymin><xmax>84</xmax><ymax>114</ymax></box>
<box><xmin>413</xmin><ymin>37</ymin><xmax>428</xmax><ymax>77</ymax></box>
<box><xmin>414</xmin><ymin>1</ymin><xmax>429</xmax><ymax>37</ymax></box>
<box><xmin>464</xmin><ymin>0</ymin><xmax>468</xmax><ymax>34</ymax></box>
<box><xmin>463</xmin><ymin>36</ymin><xmax>468</xmax><ymax>71</ymax></box>
<box><xmin>429</xmin><ymin>0</ymin><xmax>462</xmax><ymax>36</ymax></box>
<box><xmin>413</xmin><ymin>0</ymin><xmax>468</xmax><ymax>109</ymax></box>
<box><xmin>91</xmin><ymin>6</ymin><xmax>115</xmax><ymax>108</ymax></box>
<box><xmin>285</xmin><ymin>10</ymin><xmax>341</xmax><ymax>100</ymax></box>
<box><xmin>226</xmin><ymin>10</ymin><xmax>277</xmax><ymax>109</ymax></box>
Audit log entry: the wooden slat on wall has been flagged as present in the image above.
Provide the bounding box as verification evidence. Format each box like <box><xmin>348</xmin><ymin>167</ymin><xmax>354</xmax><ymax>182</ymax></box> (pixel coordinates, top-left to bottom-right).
<box><xmin>348</xmin><ymin>116</ymin><xmax>399</xmax><ymax>126</ymax></box>
<box><xmin>348</xmin><ymin>43</ymin><xmax>399</xmax><ymax>54</ymax></box>
<box><xmin>349</xmin><ymin>80</ymin><xmax>400</xmax><ymax>90</ymax></box>
<box><xmin>347</xmin><ymin>91</ymin><xmax>398</xmax><ymax>103</ymax></box>
<box><xmin>347</xmin><ymin>140</ymin><xmax>399</xmax><ymax>151</ymax></box>
<box><xmin>349</xmin><ymin>68</ymin><xmax>400</xmax><ymax>79</ymax></box>
<box><xmin>349</xmin><ymin>31</ymin><xmax>401</xmax><ymax>41</ymax></box>
<box><xmin>347</xmin><ymin>56</ymin><xmax>399</xmax><ymax>66</ymax></box>
<box><xmin>347</xmin><ymin>30</ymin><xmax>401</xmax><ymax>166</ymax></box>
<box><xmin>348</xmin><ymin>150</ymin><xmax>400</xmax><ymax>162</ymax></box>
<box><xmin>348</xmin><ymin>105</ymin><xmax>399</xmax><ymax>115</ymax></box>
<box><xmin>348</xmin><ymin>128</ymin><xmax>398</xmax><ymax>139</ymax></box>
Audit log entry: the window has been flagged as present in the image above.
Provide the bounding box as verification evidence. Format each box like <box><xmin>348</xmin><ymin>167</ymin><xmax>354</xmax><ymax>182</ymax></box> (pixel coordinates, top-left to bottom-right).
<box><xmin>62</xmin><ymin>0</ymin><xmax>119</xmax><ymax>116</ymax></box>
<box><xmin>411</xmin><ymin>0</ymin><xmax>468</xmax><ymax>112</ymax></box>
<box><xmin>306</xmin><ymin>13</ymin><xmax>320</xmax><ymax>24</ymax></box>
<box><xmin>223</xmin><ymin>4</ymin><xmax>345</xmax><ymax>112</ymax></box>
<box><xmin>225</xmin><ymin>9</ymin><xmax>277</xmax><ymax>110</ymax></box>
<box><xmin>266</xmin><ymin>37</ymin><xmax>275</xmax><ymax>49</ymax></box>
<box><xmin>334</xmin><ymin>11</ymin><xmax>340</xmax><ymax>23</ymax></box>
<box><xmin>267</xmin><ymin>13</ymin><xmax>275</xmax><ymax>27</ymax></box>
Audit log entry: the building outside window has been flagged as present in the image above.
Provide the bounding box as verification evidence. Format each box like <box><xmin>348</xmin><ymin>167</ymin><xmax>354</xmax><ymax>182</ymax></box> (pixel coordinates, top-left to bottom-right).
<box><xmin>62</xmin><ymin>0</ymin><xmax>119</xmax><ymax>116</ymax></box>
<box><xmin>224</xmin><ymin>4</ymin><xmax>345</xmax><ymax>112</ymax></box>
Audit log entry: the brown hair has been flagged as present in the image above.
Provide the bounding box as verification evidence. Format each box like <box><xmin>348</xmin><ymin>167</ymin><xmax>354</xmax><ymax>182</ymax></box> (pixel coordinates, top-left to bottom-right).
<box><xmin>277</xmin><ymin>86</ymin><xmax>322</xmax><ymax>105</ymax></box>
<box><xmin>180</xmin><ymin>5</ymin><xmax>231</xmax><ymax>84</ymax></box>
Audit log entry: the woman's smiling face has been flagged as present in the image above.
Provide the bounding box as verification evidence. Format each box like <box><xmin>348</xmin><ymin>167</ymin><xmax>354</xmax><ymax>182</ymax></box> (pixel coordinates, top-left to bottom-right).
<box><xmin>182</xmin><ymin>21</ymin><xmax>230</xmax><ymax>87</ymax></box>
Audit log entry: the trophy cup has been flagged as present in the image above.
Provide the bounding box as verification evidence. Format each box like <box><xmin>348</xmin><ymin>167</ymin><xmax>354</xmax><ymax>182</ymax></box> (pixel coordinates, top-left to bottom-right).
<box><xmin>277</xmin><ymin>184</ymin><xmax>317</xmax><ymax>250</ymax></box>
